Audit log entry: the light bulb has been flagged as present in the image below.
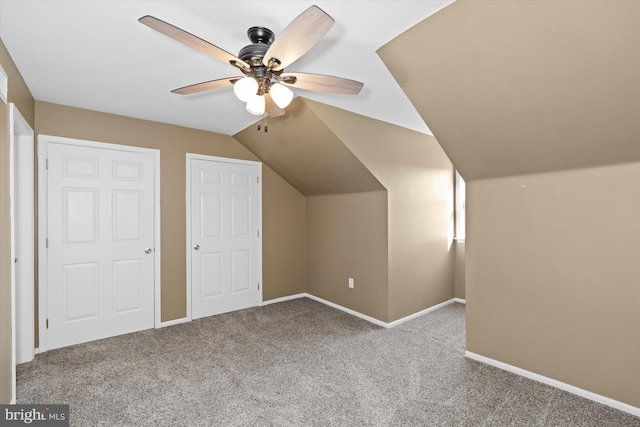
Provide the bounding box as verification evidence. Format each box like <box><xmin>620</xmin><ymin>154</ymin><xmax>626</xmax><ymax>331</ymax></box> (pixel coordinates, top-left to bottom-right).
<box><xmin>234</xmin><ymin>77</ymin><xmax>258</xmax><ymax>102</ymax></box>
<box><xmin>246</xmin><ymin>94</ymin><xmax>265</xmax><ymax>115</ymax></box>
<box><xmin>270</xmin><ymin>83</ymin><xmax>294</xmax><ymax>109</ymax></box>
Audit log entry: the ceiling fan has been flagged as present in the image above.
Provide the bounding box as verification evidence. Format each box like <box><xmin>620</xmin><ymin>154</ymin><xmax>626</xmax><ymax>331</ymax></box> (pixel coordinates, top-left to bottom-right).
<box><xmin>139</xmin><ymin>5</ymin><xmax>364</xmax><ymax>117</ymax></box>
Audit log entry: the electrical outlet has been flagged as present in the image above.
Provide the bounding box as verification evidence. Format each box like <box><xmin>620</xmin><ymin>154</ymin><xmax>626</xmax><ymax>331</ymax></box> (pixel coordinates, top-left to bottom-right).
<box><xmin>348</xmin><ymin>277</ymin><xmax>354</xmax><ymax>289</ymax></box>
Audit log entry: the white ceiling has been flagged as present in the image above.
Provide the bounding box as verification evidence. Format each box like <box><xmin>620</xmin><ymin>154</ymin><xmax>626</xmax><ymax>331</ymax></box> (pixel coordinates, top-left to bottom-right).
<box><xmin>0</xmin><ymin>1</ymin><xmax>453</xmax><ymax>136</ymax></box>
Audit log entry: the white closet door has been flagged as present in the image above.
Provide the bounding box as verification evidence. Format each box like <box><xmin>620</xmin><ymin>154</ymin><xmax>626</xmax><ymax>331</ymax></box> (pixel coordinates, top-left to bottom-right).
<box><xmin>47</xmin><ymin>142</ymin><xmax>155</xmax><ymax>350</ymax></box>
<box><xmin>189</xmin><ymin>157</ymin><xmax>260</xmax><ymax>319</ymax></box>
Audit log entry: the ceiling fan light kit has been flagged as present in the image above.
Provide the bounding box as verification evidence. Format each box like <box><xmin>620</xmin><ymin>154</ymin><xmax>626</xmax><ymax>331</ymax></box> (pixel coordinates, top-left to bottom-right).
<box><xmin>233</xmin><ymin>77</ymin><xmax>258</xmax><ymax>102</ymax></box>
<box><xmin>139</xmin><ymin>5</ymin><xmax>363</xmax><ymax>118</ymax></box>
<box><xmin>269</xmin><ymin>83</ymin><xmax>294</xmax><ymax>109</ymax></box>
<box><xmin>246</xmin><ymin>92</ymin><xmax>266</xmax><ymax>115</ymax></box>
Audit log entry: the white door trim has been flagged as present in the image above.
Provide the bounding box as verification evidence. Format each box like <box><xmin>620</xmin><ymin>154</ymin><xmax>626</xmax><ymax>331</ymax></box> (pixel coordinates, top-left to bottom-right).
<box><xmin>185</xmin><ymin>153</ymin><xmax>263</xmax><ymax>322</ymax></box>
<box><xmin>9</xmin><ymin>104</ymin><xmax>34</xmax><ymax>401</ymax></box>
<box><xmin>37</xmin><ymin>134</ymin><xmax>161</xmax><ymax>353</ymax></box>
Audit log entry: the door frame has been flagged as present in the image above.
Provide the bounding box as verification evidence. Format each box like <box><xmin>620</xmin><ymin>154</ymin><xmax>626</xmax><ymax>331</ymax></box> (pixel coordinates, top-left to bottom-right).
<box><xmin>37</xmin><ymin>135</ymin><xmax>161</xmax><ymax>353</ymax></box>
<box><xmin>9</xmin><ymin>104</ymin><xmax>34</xmax><ymax>402</ymax></box>
<box><xmin>185</xmin><ymin>153</ymin><xmax>263</xmax><ymax>321</ymax></box>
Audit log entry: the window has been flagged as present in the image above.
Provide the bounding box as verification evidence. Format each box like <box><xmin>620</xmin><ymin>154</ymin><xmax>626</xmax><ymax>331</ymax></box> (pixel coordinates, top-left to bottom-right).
<box><xmin>455</xmin><ymin>171</ymin><xmax>465</xmax><ymax>241</ymax></box>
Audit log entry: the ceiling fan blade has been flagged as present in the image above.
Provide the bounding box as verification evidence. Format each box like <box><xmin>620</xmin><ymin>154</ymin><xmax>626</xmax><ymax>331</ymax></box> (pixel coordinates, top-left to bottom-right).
<box><xmin>139</xmin><ymin>15</ymin><xmax>250</xmax><ymax>71</ymax></box>
<box><xmin>265</xmin><ymin>93</ymin><xmax>286</xmax><ymax>117</ymax></box>
<box><xmin>263</xmin><ymin>5</ymin><xmax>334</xmax><ymax>71</ymax></box>
<box><xmin>171</xmin><ymin>77</ymin><xmax>242</xmax><ymax>95</ymax></box>
<box><xmin>279</xmin><ymin>72</ymin><xmax>364</xmax><ymax>95</ymax></box>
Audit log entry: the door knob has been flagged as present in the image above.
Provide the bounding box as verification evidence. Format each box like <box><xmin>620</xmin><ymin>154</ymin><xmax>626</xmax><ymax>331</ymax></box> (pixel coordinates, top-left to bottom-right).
<box><xmin>193</xmin><ymin>244</ymin><xmax>200</xmax><ymax>250</ymax></box>
<box><xmin>144</xmin><ymin>248</ymin><xmax>152</xmax><ymax>254</ymax></box>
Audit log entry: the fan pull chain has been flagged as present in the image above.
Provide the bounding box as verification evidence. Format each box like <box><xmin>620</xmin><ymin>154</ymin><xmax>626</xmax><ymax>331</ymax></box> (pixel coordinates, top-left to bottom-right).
<box><xmin>257</xmin><ymin>117</ymin><xmax>268</xmax><ymax>133</ymax></box>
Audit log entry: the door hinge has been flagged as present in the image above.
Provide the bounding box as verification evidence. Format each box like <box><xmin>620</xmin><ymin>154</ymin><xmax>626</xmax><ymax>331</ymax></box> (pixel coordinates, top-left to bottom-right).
<box><xmin>257</xmin><ymin>176</ymin><xmax>260</xmax><ymax>184</ymax></box>
<box><xmin>46</xmin><ymin>238</ymin><xmax>48</xmax><ymax>249</ymax></box>
<box><xmin>46</xmin><ymin>319</ymin><xmax>49</xmax><ymax>329</ymax></box>
<box><xmin>257</xmin><ymin>283</ymin><xmax>260</xmax><ymax>290</ymax></box>
<box><xmin>46</xmin><ymin>159</ymin><xmax>48</xmax><ymax>169</ymax></box>
<box><xmin>257</xmin><ymin>230</ymin><xmax>260</xmax><ymax>238</ymax></box>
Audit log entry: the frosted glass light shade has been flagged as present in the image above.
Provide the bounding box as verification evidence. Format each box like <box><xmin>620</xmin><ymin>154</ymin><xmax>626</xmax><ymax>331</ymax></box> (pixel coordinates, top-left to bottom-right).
<box><xmin>234</xmin><ymin>77</ymin><xmax>258</xmax><ymax>102</ymax></box>
<box><xmin>270</xmin><ymin>83</ymin><xmax>294</xmax><ymax>108</ymax></box>
<box><xmin>246</xmin><ymin>94</ymin><xmax>265</xmax><ymax>115</ymax></box>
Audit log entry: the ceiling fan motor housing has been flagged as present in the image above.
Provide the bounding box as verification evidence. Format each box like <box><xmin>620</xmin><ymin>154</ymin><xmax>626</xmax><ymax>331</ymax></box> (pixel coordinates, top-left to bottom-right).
<box><xmin>238</xmin><ymin>26</ymin><xmax>282</xmax><ymax>95</ymax></box>
<box><xmin>239</xmin><ymin>26</ymin><xmax>275</xmax><ymax>64</ymax></box>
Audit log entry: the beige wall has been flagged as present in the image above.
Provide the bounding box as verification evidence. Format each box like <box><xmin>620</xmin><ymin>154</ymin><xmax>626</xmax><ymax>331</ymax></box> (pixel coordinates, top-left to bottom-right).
<box><xmin>306</xmin><ymin>101</ymin><xmax>455</xmax><ymax>321</ymax></box>
<box><xmin>466</xmin><ymin>163</ymin><xmax>640</xmax><ymax>407</ymax></box>
<box><xmin>262</xmin><ymin>166</ymin><xmax>306</xmax><ymax>301</ymax></box>
<box><xmin>379</xmin><ymin>0</ymin><xmax>640</xmax><ymax>407</ymax></box>
<box><xmin>306</xmin><ymin>191</ymin><xmax>389</xmax><ymax>321</ymax></box>
<box><xmin>35</xmin><ymin>101</ymin><xmax>306</xmax><ymax>323</ymax></box>
<box><xmin>238</xmin><ymin>98</ymin><xmax>455</xmax><ymax>322</ymax></box>
<box><xmin>239</xmin><ymin>97</ymin><xmax>445</xmax><ymax>323</ymax></box>
<box><xmin>0</xmin><ymin>38</ymin><xmax>35</xmax><ymax>404</ymax></box>
<box><xmin>454</xmin><ymin>241</ymin><xmax>465</xmax><ymax>300</ymax></box>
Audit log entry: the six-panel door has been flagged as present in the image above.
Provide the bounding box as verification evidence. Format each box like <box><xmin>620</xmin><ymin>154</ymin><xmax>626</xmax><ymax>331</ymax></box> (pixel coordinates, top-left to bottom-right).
<box><xmin>190</xmin><ymin>158</ymin><xmax>260</xmax><ymax>319</ymax></box>
<box><xmin>47</xmin><ymin>142</ymin><xmax>155</xmax><ymax>350</ymax></box>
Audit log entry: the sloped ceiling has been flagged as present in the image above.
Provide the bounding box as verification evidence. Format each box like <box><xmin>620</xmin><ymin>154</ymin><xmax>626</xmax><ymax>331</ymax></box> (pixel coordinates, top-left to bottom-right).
<box><xmin>304</xmin><ymin>98</ymin><xmax>452</xmax><ymax>181</ymax></box>
<box><xmin>233</xmin><ymin>97</ymin><xmax>384</xmax><ymax>196</ymax></box>
<box><xmin>378</xmin><ymin>0</ymin><xmax>640</xmax><ymax>181</ymax></box>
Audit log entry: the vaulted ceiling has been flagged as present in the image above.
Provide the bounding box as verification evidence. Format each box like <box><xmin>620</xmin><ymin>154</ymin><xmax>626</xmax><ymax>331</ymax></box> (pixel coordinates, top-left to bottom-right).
<box><xmin>2</xmin><ymin>1</ymin><xmax>637</xmax><ymax>184</ymax></box>
<box><xmin>378</xmin><ymin>0</ymin><xmax>640</xmax><ymax>180</ymax></box>
<box><xmin>233</xmin><ymin>97</ymin><xmax>384</xmax><ymax>196</ymax></box>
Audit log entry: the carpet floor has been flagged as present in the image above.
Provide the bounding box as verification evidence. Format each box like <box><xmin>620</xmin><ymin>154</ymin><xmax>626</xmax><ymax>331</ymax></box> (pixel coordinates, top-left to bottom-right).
<box><xmin>17</xmin><ymin>299</ymin><xmax>640</xmax><ymax>426</ymax></box>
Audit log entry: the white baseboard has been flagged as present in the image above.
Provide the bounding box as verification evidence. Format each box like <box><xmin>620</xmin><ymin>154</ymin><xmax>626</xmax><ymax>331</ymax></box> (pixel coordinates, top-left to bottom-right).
<box><xmin>158</xmin><ymin>294</ymin><xmax>310</xmax><ymax>328</ymax></box>
<box><xmin>31</xmin><ymin>294</ymin><xmax>461</xmax><ymax>358</ymax></box>
<box><xmin>454</xmin><ymin>298</ymin><xmax>466</xmax><ymax>304</ymax></box>
<box><xmin>465</xmin><ymin>351</ymin><xmax>640</xmax><ymax>418</ymax></box>
<box><xmin>298</xmin><ymin>294</ymin><xmax>459</xmax><ymax>329</ymax></box>
<box><xmin>304</xmin><ymin>294</ymin><xmax>390</xmax><ymax>328</ymax></box>
<box><xmin>261</xmin><ymin>293</ymin><xmax>307</xmax><ymax>306</ymax></box>
<box><xmin>386</xmin><ymin>299</ymin><xmax>456</xmax><ymax>328</ymax></box>
<box><xmin>157</xmin><ymin>293</ymin><xmax>461</xmax><ymax>332</ymax></box>
<box><xmin>156</xmin><ymin>317</ymin><xmax>190</xmax><ymax>329</ymax></box>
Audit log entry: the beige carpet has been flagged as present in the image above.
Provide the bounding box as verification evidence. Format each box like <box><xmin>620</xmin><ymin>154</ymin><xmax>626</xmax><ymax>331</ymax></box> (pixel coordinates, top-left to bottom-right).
<box><xmin>17</xmin><ymin>299</ymin><xmax>640</xmax><ymax>426</ymax></box>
